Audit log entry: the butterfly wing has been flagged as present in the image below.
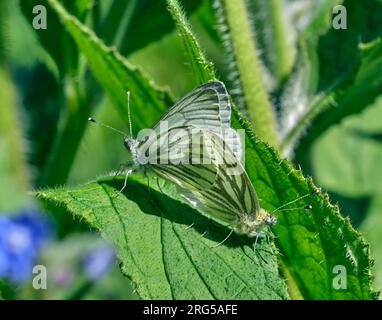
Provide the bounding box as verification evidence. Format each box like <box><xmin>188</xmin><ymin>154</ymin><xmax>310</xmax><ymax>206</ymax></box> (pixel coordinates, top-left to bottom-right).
<box><xmin>152</xmin><ymin>81</ymin><xmax>229</xmax><ymax>130</ymax></box>
<box><xmin>176</xmin><ymin>130</ymin><xmax>260</xmax><ymax>228</ymax></box>
<box><xmin>150</xmin><ymin>81</ymin><xmax>242</xmax><ymax>161</ymax></box>
<box><xmin>132</xmin><ymin>82</ymin><xmax>242</xmax><ymax>191</ymax></box>
<box><xmin>148</xmin><ymin>127</ymin><xmax>218</xmax><ymax>189</ymax></box>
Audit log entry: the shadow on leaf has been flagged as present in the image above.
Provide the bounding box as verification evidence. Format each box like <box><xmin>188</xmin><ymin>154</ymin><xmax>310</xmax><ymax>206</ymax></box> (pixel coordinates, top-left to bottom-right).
<box><xmin>102</xmin><ymin>176</ymin><xmax>263</xmax><ymax>251</ymax></box>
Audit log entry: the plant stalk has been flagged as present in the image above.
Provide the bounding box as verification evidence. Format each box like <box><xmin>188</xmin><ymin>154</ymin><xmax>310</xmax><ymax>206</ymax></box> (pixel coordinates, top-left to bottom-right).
<box><xmin>222</xmin><ymin>0</ymin><xmax>279</xmax><ymax>148</ymax></box>
<box><xmin>266</xmin><ymin>0</ymin><xmax>294</xmax><ymax>83</ymax></box>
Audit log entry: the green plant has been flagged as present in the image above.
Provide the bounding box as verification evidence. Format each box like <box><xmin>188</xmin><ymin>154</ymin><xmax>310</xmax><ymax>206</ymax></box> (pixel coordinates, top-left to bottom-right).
<box><xmin>2</xmin><ymin>0</ymin><xmax>382</xmax><ymax>300</ymax></box>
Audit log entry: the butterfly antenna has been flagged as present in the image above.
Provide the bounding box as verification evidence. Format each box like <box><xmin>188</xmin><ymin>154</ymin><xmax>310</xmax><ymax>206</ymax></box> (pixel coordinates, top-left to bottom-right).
<box><xmin>127</xmin><ymin>91</ymin><xmax>133</xmax><ymax>138</ymax></box>
<box><xmin>88</xmin><ymin>117</ymin><xmax>127</xmax><ymax>137</ymax></box>
<box><xmin>271</xmin><ymin>189</ymin><xmax>318</xmax><ymax>214</ymax></box>
<box><xmin>275</xmin><ymin>205</ymin><xmax>313</xmax><ymax>212</ymax></box>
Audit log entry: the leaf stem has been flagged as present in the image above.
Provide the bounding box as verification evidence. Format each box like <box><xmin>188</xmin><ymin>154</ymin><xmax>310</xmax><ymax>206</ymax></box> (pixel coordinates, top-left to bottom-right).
<box><xmin>266</xmin><ymin>0</ymin><xmax>294</xmax><ymax>83</ymax></box>
<box><xmin>0</xmin><ymin>69</ymin><xmax>30</xmax><ymax>195</ymax></box>
<box><xmin>40</xmin><ymin>76</ymin><xmax>89</xmax><ymax>186</ymax></box>
<box><xmin>221</xmin><ymin>0</ymin><xmax>279</xmax><ymax>148</ymax></box>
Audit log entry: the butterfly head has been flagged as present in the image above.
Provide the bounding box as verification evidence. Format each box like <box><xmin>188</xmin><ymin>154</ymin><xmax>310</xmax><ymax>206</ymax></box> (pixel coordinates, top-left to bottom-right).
<box><xmin>124</xmin><ymin>137</ymin><xmax>143</xmax><ymax>165</ymax></box>
<box><xmin>123</xmin><ymin>137</ymin><xmax>135</xmax><ymax>150</ymax></box>
<box><xmin>264</xmin><ymin>211</ymin><xmax>277</xmax><ymax>226</ymax></box>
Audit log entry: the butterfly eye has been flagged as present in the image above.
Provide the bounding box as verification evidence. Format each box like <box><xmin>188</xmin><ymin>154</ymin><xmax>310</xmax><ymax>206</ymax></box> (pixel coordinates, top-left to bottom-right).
<box><xmin>123</xmin><ymin>138</ymin><xmax>130</xmax><ymax>149</ymax></box>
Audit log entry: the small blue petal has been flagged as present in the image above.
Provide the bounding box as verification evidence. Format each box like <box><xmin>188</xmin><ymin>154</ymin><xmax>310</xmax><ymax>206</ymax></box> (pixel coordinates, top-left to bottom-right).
<box><xmin>82</xmin><ymin>245</ymin><xmax>115</xmax><ymax>280</ymax></box>
<box><xmin>8</xmin><ymin>253</ymin><xmax>35</xmax><ymax>283</ymax></box>
<box><xmin>0</xmin><ymin>209</ymin><xmax>52</xmax><ymax>283</ymax></box>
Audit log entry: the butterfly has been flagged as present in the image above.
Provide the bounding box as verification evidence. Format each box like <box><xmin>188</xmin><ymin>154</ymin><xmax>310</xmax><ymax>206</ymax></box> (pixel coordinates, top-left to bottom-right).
<box><xmin>90</xmin><ymin>81</ymin><xmax>242</xmax><ymax>193</ymax></box>
<box><xmin>161</xmin><ymin>128</ymin><xmax>316</xmax><ymax>246</ymax></box>
<box><xmin>89</xmin><ymin>81</ymin><xmax>315</xmax><ymax>246</ymax></box>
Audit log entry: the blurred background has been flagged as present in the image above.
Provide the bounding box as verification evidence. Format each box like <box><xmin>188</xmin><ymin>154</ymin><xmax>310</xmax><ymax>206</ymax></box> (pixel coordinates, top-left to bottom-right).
<box><xmin>0</xmin><ymin>0</ymin><xmax>382</xmax><ymax>299</ymax></box>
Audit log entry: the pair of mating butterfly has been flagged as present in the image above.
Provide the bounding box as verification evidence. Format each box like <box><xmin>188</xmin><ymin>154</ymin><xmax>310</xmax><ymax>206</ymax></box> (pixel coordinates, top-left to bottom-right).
<box><xmin>89</xmin><ymin>81</ymin><xmax>315</xmax><ymax>247</ymax></box>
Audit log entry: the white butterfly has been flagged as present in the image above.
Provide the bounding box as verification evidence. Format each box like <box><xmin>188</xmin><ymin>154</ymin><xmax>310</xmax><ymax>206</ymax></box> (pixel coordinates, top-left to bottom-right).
<box><xmin>91</xmin><ymin>81</ymin><xmax>242</xmax><ymax>193</ymax></box>
<box><xmin>89</xmin><ymin>81</ymin><xmax>315</xmax><ymax>246</ymax></box>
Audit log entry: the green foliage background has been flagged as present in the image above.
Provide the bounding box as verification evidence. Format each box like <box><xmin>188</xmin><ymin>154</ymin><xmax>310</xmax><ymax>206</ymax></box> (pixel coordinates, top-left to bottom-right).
<box><xmin>1</xmin><ymin>0</ymin><xmax>382</xmax><ymax>299</ymax></box>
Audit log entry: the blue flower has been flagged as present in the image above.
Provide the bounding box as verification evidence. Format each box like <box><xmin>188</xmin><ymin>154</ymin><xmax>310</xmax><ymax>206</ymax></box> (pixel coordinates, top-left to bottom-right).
<box><xmin>0</xmin><ymin>209</ymin><xmax>52</xmax><ymax>283</ymax></box>
<box><xmin>82</xmin><ymin>244</ymin><xmax>115</xmax><ymax>280</ymax></box>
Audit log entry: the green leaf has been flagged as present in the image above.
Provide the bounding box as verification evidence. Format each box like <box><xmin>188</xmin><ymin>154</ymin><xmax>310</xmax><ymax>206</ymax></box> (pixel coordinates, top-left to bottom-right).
<box><xmin>70</xmin><ymin>0</ymin><xmax>93</xmax><ymax>21</ymax></box>
<box><xmin>37</xmin><ymin>175</ymin><xmax>288</xmax><ymax>299</ymax></box>
<box><xmin>317</xmin><ymin>0</ymin><xmax>382</xmax><ymax>90</ymax></box>
<box><xmin>0</xmin><ymin>69</ymin><xmax>30</xmax><ymax>210</ymax></box>
<box><xmin>361</xmin><ymin>195</ymin><xmax>382</xmax><ymax>296</ymax></box>
<box><xmin>316</xmin><ymin>36</ymin><xmax>382</xmax><ymax>132</ymax></box>
<box><xmin>15</xmin><ymin>65</ymin><xmax>62</xmax><ymax>186</ymax></box>
<box><xmin>41</xmin><ymin>0</ymin><xmax>175</xmax><ymax>187</ymax></box>
<box><xmin>0</xmin><ymin>4</ymin><xmax>30</xmax><ymax>208</ymax></box>
<box><xmin>95</xmin><ymin>0</ymin><xmax>136</xmax><ymax>50</ymax></box>
<box><xmin>190</xmin><ymin>0</ymin><xmax>220</xmax><ymax>44</ymax></box>
<box><xmin>6</xmin><ymin>4</ymin><xmax>62</xmax><ymax>183</ymax></box>
<box><xmin>0</xmin><ymin>0</ymin><xmax>8</xmax><ymax>65</ymax></box>
<box><xmin>20</xmin><ymin>0</ymin><xmax>94</xmax><ymax>186</ymax></box>
<box><xmin>91</xmin><ymin>0</ymin><xmax>204</xmax><ymax>57</ymax></box>
<box><xmin>167</xmin><ymin>0</ymin><xmax>215</xmax><ymax>84</ymax></box>
<box><xmin>48</xmin><ymin>0</ymin><xmax>172</xmax><ymax>132</ymax></box>
<box><xmin>46</xmin><ymin>0</ymin><xmax>376</xmax><ymax>299</ymax></box>
<box><xmin>39</xmin><ymin>106</ymin><xmax>377</xmax><ymax>299</ymax></box>
<box><xmin>277</xmin><ymin>0</ymin><xmax>341</xmax><ymax>153</ymax></box>
<box><xmin>280</xmin><ymin>0</ymin><xmax>382</xmax><ymax>153</ymax></box>
<box><xmin>67</xmin><ymin>97</ymin><xmax>129</xmax><ymax>185</ymax></box>
<box><xmin>119</xmin><ymin>0</ymin><xmax>203</xmax><ymax>57</ymax></box>
<box><xmin>20</xmin><ymin>0</ymin><xmax>91</xmax><ymax>75</ymax></box>
<box><xmin>231</xmin><ymin>109</ymin><xmax>376</xmax><ymax>299</ymax></box>
<box><xmin>40</xmin><ymin>77</ymin><xmax>90</xmax><ymax>187</ymax></box>
<box><xmin>283</xmin><ymin>35</ymin><xmax>382</xmax><ymax>153</ymax></box>
<box><xmin>310</xmin><ymin>93</ymin><xmax>382</xmax><ymax>298</ymax></box>
<box><xmin>168</xmin><ymin>0</ymin><xmax>279</xmax><ymax>147</ymax></box>
<box><xmin>279</xmin><ymin>37</ymin><xmax>320</xmax><ymax>154</ymax></box>
<box><xmin>0</xmin><ymin>279</ymin><xmax>15</xmax><ymax>300</ymax></box>
<box><xmin>301</xmin><ymin>0</ymin><xmax>343</xmax><ymax>35</ymax></box>
<box><xmin>311</xmin><ymin>97</ymin><xmax>382</xmax><ymax>197</ymax></box>
<box><xmin>38</xmin><ymin>113</ymin><xmax>377</xmax><ymax>298</ymax></box>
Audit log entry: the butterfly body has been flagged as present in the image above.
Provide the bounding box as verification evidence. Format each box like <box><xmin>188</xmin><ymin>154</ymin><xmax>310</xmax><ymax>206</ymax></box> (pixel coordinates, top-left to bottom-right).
<box><xmin>235</xmin><ymin>209</ymin><xmax>277</xmax><ymax>238</ymax></box>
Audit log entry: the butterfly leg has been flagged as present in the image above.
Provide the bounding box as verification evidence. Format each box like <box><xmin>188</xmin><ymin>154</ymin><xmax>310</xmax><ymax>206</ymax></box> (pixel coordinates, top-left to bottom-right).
<box><xmin>185</xmin><ymin>222</ymin><xmax>195</xmax><ymax>230</ymax></box>
<box><xmin>200</xmin><ymin>218</ymin><xmax>220</xmax><ymax>237</ymax></box>
<box><xmin>114</xmin><ymin>169</ymin><xmax>133</xmax><ymax>198</ymax></box>
<box><xmin>200</xmin><ymin>219</ymin><xmax>213</xmax><ymax>237</ymax></box>
<box><xmin>197</xmin><ymin>218</ymin><xmax>221</xmax><ymax>237</ymax></box>
<box><xmin>211</xmin><ymin>229</ymin><xmax>234</xmax><ymax>248</ymax></box>
<box><xmin>252</xmin><ymin>235</ymin><xmax>260</xmax><ymax>264</ymax></box>
<box><xmin>253</xmin><ymin>234</ymin><xmax>260</xmax><ymax>252</ymax></box>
